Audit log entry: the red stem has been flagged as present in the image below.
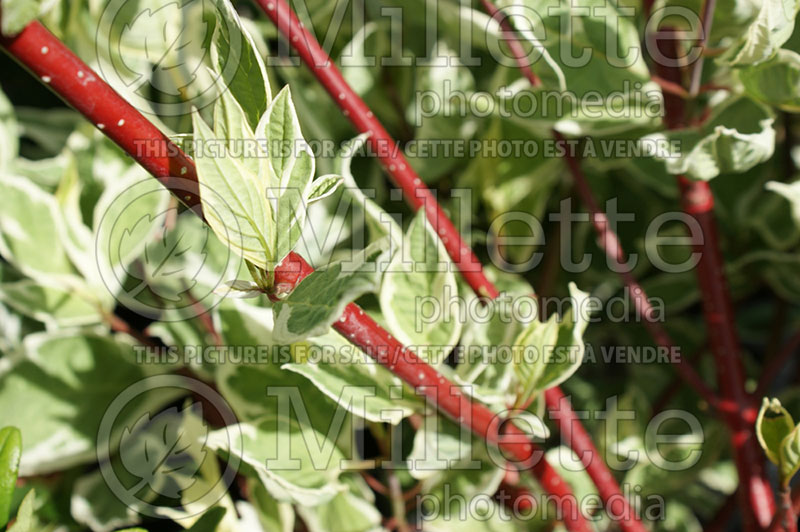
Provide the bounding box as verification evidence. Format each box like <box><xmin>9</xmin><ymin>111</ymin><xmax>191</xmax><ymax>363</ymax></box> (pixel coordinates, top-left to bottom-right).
<box><xmin>650</xmin><ymin>18</ymin><xmax>774</xmax><ymax>526</ymax></box>
<box><xmin>766</xmin><ymin>485</ymin><xmax>800</xmax><ymax>532</ymax></box>
<box><xmin>560</xmin><ymin>135</ymin><xmax>719</xmax><ymax>410</ymax></box>
<box><xmin>274</xmin><ymin>255</ymin><xmax>590</xmax><ymax>531</ymax></box>
<box><xmin>478</xmin><ymin>0</ymin><xmax>541</xmax><ymax>87</ymax></box>
<box><xmin>0</xmin><ymin>19</ymin><xmax>592</xmax><ymax>532</ymax></box>
<box><xmin>677</xmin><ymin>178</ymin><xmax>775</xmax><ymax>528</ymax></box>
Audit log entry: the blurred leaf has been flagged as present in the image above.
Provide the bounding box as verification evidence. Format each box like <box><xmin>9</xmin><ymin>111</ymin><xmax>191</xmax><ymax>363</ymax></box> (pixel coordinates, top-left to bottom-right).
<box><xmin>380</xmin><ymin>209</ymin><xmax>462</xmax><ymax>365</ymax></box>
<box><xmin>0</xmin><ymin>426</ymin><xmax>21</xmax><ymax>528</ymax></box>
<box><xmin>756</xmin><ymin>397</ymin><xmax>795</xmax><ymax>464</ymax></box>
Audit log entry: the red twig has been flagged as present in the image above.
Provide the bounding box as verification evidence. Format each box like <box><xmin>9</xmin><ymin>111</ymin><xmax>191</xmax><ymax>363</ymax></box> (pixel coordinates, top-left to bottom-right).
<box><xmin>478</xmin><ymin>0</ymin><xmax>541</xmax><ymax>87</ymax></box>
<box><xmin>560</xmin><ymin>137</ymin><xmax>720</xmax><ymax>410</ymax></box>
<box><xmin>650</xmin><ymin>16</ymin><xmax>775</xmax><ymax>525</ymax></box>
<box><xmin>678</xmin><ymin>178</ymin><xmax>774</xmax><ymax>528</ymax></box>
<box><xmin>0</xmin><ymin>19</ymin><xmax>592</xmax><ymax>532</ymax></box>
<box><xmin>274</xmin><ymin>255</ymin><xmax>591</xmax><ymax>532</ymax></box>
<box><xmin>256</xmin><ymin>0</ymin><xmax>497</xmax><ymax>299</ymax></box>
<box><xmin>765</xmin><ymin>485</ymin><xmax>800</xmax><ymax>532</ymax></box>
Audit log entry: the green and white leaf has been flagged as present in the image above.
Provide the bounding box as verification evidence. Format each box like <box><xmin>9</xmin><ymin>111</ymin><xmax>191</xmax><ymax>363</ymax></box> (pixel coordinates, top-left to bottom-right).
<box><xmin>756</xmin><ymin>397</ymin><xmax>795</xmax><ymax>465</ymax></box>
<box><xmin>193</xmin><ymin>111</ymin><xmax>275</xmax><ymax>270</ymax></box>
<box><xmin>647</xmin><ymin>97</ymin><xmax>775</xmax><ymax>180</ymax></box>
<box><xmin>740</xmin><ymin>49</ymin><xmax>800</xmax><ymax>111</ymax></box>
<box><xmin>295</xmin><ymin>490</ymin><xmax>383</xmax><ymax>532</ymax></box>
<box><xmin>0</xmin><ymin>0</ymin><xmax>42</xmax><ymax>36</ymax></box>
<box><xmin>0</xmin><ymin>426</ymin><xmax>21</xmax><ymax>528</ymax></box>
<box><xmin>766</xmin><ymin>180</ymin><xmax>800</xmax><ymax>226</ymax></box>
<box><xmin>0</xmin><ymin>332</ymin><xmax>179</xmax><ymax>475</ymax></box>
<box><xmin>721</xmin><ymin>0</ymin><xmax>800</xmax><ymax>66</ymax></box>
<box><xmin>257</xmin><ymin>87</ymin><xmax>317</xmax><ymax>263</ymax></box>
<box><xmin>206</xmin><ymin>414</ymin><xmax>346</xmax><ymax>506</ymax></box>
<box><xmin>512</xmin><ymin>314</ymin><xmax>560</xmax><ymax>408</ymax></box>
<box><xmin>307</xmin><ymin>174</ymin><xmax>344</xmax><ymax>204</ymax></box>
<box><xmin>283</xmin><ymin>330</ymin><xmax>419</xmax><ymax>424</ymax></box>
<box><xmin>211</xmin><ymin>0</ymin><xmax>271</xmax><ymax>128</ymax></box>
<box><xmin>273</xmin><ymin>241</ymin><xmax>387</xmax><ymax>343</ymax></box>
<box><xmin>0</xmin><ymin>280</ymin><xmax>102</xmax><ymax>329</ymax></box>
<box><xmin>0</xmin><ymin>175</ymin><xmax>79</xmax><ymax>282</ymax></box>
<box><xmin>529</xmin><ymin>283</ymin><xmax>590</xmax><ymax>394</ymax></box>
<box><xmin>779</xmin><ymin>424</ymin><xmax>800</xmax><ymax>487</ymax></box>
<box><xmin>380</xmin><ymin>210</ymin><xmax>461</xmax><ymax>366</ymax></box>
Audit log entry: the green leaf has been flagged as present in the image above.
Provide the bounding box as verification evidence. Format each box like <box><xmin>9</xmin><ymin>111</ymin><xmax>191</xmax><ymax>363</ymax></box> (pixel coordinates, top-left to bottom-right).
<box><xmin>257</xmin><ymin>87</ymin><xmax>316</xmax><ymax>264</ymax></box>
<box><xmin>0</xmin><ymin>0</ymin><xmax>41</xmax><ymax>36</ymax></box>
<box><xmin>0</xmin><ymin>426</ymin><xmax>21</xmax><ymax>528</ymax></box>
<box><xmin>0</xmin><ymin>88</ymin><xmax>18</xmax><ymax>170</ymax></box>
<box><xmin>71</xmin><ymin>468</ymin><xmax>141</xmax><ymax>532</ymax></box>
<box><xmin>494</xmin><ymin>0</ymin><xmax>658</xmax><ymax>136</ymax></box>
<box><xmin>0</xmin><ymin>280</ymin><xmax>102</xmax><ymax>328</ymax></box>
<box><xmin>648</xmin><ymin>97</ymin><xmax>775</xmax><ymax>180</ymax></box>
<box><xmin>283</xmin><ymin>330</ymin><xmax>419</xmax><ymax>424</ymax></box>
<box><xmin>529</xmin><ymin>283</ymin><xmax>591</xmax><ymax>394</ymax></box>
<box><xmin>206</xmin><ymin>414</ymin><xmax>346</xmax><ymax>505</ymax></box>
<box><xmin>379</xmin><ymin>210</ymin><xmax>462</xmax><ymax>365</ymax></box>
<box><xmin>756</xmin><ymin>397</ymin><xmax>795</xmax><ymax>465</ymax></box>
<box><xmin>337</xmin><ymin>134</ymin><xmax>402</xmax><ymax>247</ymax></box>
<box><xmin>306</xmin><ymin>175</ymin><xmax>344</xmax><ymax>204</ymax></box>
<box><xmin>185</xmin><ymin>507</ymin><xmax>227</xmax><ymax>532</ymax></box>
<box><xmin>739</xmin><ymin>49</ymin><xmax>800</xmax><ymax>111</ymax></box>
<box><xmin>780</xmin><ymin>424</ymin><xmax>800</xmax><ymax>487</ymax></box>
<box><xmin>512</xmin><ymin>315</ymin><xmax>560</xmax><ymax>408</ymax></box>
<box><xmin>295</xmin><ymin>491</ymin><xmax>382</xmax><ymax>532</ymax></box>
<box><xmin>7</xmin><ymin>489</ymin><xmax>36</xmax><ymax>532</ymax></box>
<box><xmin>0</xmin><ymin>175</ymin><xmax>78</xmax><ymax>281</ymax></box>
<box><xmin>211</xmin><ymin>0</ymin><xmax>271</xmax><ymax>129</ymax></box>
<box><xmin>0</xmin><ymin>332</ymin><xmax>179</xmax><ymax>475</ymax></box>
<box><xmin>273</xmin><ymin>243</ymin><xmax>386</xmax><ymax>343</ymax></box>
<box><xmin>192</xmin><ymin>110</ymin><xmax>274</xmax><ymax>270</ymax></box>
<box><xmin>721</xmin><ymin>0</ymin><xmax>800</xmax><ymax>66</ymax></box>
<box><xmin>766</xmin><ymin>180</ymin><xmax>800</xmax><ymax>227</ymax></box>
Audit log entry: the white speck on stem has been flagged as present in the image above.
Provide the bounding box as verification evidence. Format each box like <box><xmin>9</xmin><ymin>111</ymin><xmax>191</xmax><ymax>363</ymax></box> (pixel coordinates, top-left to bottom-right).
<box><xmin>418</xmin><ymin>372</ymin><xmax>425</xmax><ymax>381</ymax></box>
<box><xmin>117</xmin><ymin>119</ymin><xmax>125</xmax><ymax>127</ymax></box>
<box><xmin>40</xmin><ymin>46</ymin><xmax>48</xmax><ymax>54</ymax></box>
<box><xmin>338</xmin><ymin>93</ymin><xmax>345</xmax><ymax>100</ymax></box>
<box><xmin>97</xmin><ymin>123</ymin><xmax>105</xmax><ymax>130</ymax></box>
<box><xmin>180</xmin><ymin>166</ymin><xmax>187</xmax><ymax>175</ymax></box>
<box><xmin>41</xmin><ymin>76</ymin><xmax>51</xmax><ymax>83</ymax></box>
<box><xmin>366</xmin><ymin>111</ymin><xmax>374</xmax><ymax>118</ymax></box>
<box><xmin>77</xmin><ymin>70</ymin><xmax>84</xmax><ymax>78</ymax></box>
<box><xmin>389</xmin><ymin>164</ymin><xmax>396</xmax><ymax>171</ymax></box>
<box><xmin>266</xmin><ymin>2</ymin><xmax>275</xmax><ymax>9</ymax></box>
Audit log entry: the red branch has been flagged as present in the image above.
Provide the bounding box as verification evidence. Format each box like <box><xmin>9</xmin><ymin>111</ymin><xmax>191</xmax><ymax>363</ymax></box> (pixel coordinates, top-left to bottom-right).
<box><xmin>0</xmin><ymin>19</ymin><xmax>592</xmax><ymax>532</ymax></box>
<box><xmin>650</xmin><ymin>15</ymin><xmax>774</xmax><ymax>525</ymax></box>
<box><xmin>678</xmin><ymin>177</ymin><xmax>775</xmax><ymax>528</ymax></box>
